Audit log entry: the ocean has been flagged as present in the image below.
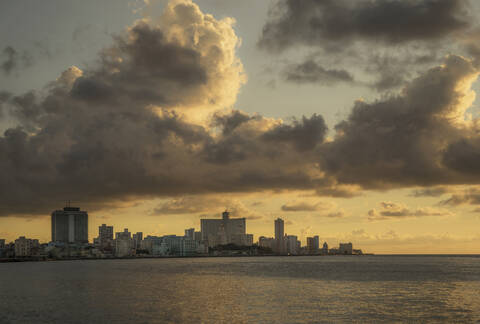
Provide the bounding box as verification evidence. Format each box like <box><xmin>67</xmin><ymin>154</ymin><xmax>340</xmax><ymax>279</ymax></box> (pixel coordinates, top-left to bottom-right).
<box><xmin>1</xmin><ymin>255</ymin><xmax>480</xmax><ymax>323</ymax></box>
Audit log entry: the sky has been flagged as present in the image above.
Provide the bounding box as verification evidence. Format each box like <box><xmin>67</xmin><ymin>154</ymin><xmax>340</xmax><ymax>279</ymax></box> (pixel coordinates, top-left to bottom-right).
<box><xmin>3</xmin><ymin>0</ymin><xmax>480</xmax><ymax>253</ymax></box>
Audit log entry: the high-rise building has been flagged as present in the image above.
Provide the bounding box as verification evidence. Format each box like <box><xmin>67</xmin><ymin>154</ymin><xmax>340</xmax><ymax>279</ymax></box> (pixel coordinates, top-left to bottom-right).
<box><xmin>97</xmin><ymin>224</ymin><xmax>113</xmax><ymax>249</ymax></box>
<box><xmin>306</xmin><ymin>236</ymin><xmax>320</xmax><ymax>254</ymax></box>
<box><xmin>286</xmin><ymin>235</ymin><xmax>299</xmax><ymax>255</ymax></box>
<box><xmin>115</xmin><ymin>228</ymin><xmax>133</xmax><ymax>257</ymax></box>
<box><xmin>0</xmin><ymin>239</ymin><xmax>5</xmax><ymax>249</ymax></box>
<box><xmin>201</xmin><ymin>211</ymin><xmax>251</xmax><ymax>248</ymax></box>
<box><xmin>133</xmin><ymin>232</ymin><xmax>143</xmax><ymax>249</ymax></box>
<box><xmin>194</xmin><ymin>231</ymin><xmax>202</xmax><ymax>242</ymax></box>
<box><xmin>51</xmin><ymin>206</ymin><xmax>88</xmax><ymax>243</ymax></box>
<box><xmin>274</xmin><ymin>218</ymin><xmax>285</xmax><ymax>254</ymax></box>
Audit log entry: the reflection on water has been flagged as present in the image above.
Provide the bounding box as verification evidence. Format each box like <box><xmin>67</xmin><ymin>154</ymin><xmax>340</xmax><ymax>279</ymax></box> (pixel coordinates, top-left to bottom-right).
<box><xmin>1</xmin><ymin>256</ymin><xmax>480</xmax><ymax>323</ymax></box>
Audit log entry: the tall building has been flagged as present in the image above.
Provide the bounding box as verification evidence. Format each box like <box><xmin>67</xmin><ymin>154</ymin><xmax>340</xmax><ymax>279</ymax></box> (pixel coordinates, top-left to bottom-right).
<box><xmin>274</xmin><ymin>218</ymin><xmax>285</xmax><ymax>254</ymax></box>
<box><xmin>0</xmin><ymin>239</ymin><xmax>5</xmax><ymax>249</ymax></box>
<box><xmin>286</xmin><ymin>235</ymin><xmax>299</xmax><ymax>255</ymax></box>
<box><xmin>51</xmin><ymin>206</ymin><xmax>88</xmax><ymax>243</ymax></box>
<box><xmin>97</xmin><ymin>224</ymin><xmax>113</xmax><ymax>249</ymax></box>
<box><xmin>115</xmin><ymin>229</ymin><xmax>133</xmax><ymax>257</ymax></box>
<box><xmin>201</xmin><ymin>211</ymin><xmax>251</xmax><ymax>248</ymax></box>
<box><xmin>306</xmin><ymin>235</ymin><xmax>320</xmax><ymax>254</ymax></box>
<box><xmin>133</xmin><ymin>232</ymin><xmax>143</xmax><ymax>249</ymax></box>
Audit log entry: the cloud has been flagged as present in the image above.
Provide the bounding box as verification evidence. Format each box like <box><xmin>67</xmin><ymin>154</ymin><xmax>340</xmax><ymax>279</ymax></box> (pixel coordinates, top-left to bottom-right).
<box><xmin>283</xmin><ymin>60</ymin><xmax>354</xmax><ymax>85</ymax></box>
<box><xmin>1</xmin><ymin>46</ymin><xmax>33</xmax><ymax>76</ymax></box>
<box><xmin>368</xmin><ymin>202</ymin><xmax>453</xmax><ymax>221</ymax></box>
<box><xmin>153</xmin><ymin>195</ymin><xmax>264</xmax><ymax>220</ymax></box>
<box><xmin>281</xmin><ymin>200</ymin><xmax>333</xmax><ymax>212</ymax></box>
<box><xmin>4</xmin><ymin>0</ymin><xmax>480</xmax><ymax>219</ymax></box>
<box><xmin>320</xmin><ymin>55</ymin><xmax>479</xmax><ymax>189</ymax></box>
<box><xmin>438</xmin><ymin>187</ymin><xmax>480</xmax><ymax>206</ymax></box>
<box><xmin>410</xmin><ymin>187</ymin><xmax>450</xmax><ymax>197</ymax></box>
<box><xmin>259</xmin><ymin>0</ymin><xmax>470</xmax><ymax>52</ymax></box>
<box><xmin>258</xmin><ymin>0</ymin><xmax>475</xmax><ymax>90</ymax></box>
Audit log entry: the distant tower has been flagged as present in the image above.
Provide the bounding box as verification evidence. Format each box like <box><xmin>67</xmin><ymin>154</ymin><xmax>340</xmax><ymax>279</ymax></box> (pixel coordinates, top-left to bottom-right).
<box><xmin>274</xmin><ymin>218</ymin><xmax>285</xmax><ymax>254</ymax></box>
<box><xmin>51</xmin><ymin>205</ymin><xmax>88</xmax><ymax>243</ymax></box>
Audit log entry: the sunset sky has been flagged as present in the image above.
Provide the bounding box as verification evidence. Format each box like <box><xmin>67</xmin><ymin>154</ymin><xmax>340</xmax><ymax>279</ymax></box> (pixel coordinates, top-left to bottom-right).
<box><xmin>3</xmin><ymin>0</ymin><xmax>480</xmax><ymax>253</ymax></box>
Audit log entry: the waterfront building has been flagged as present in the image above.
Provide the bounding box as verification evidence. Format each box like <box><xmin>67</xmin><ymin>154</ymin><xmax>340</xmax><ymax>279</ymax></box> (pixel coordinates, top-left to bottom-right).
<box><xmin>194</xmin><ymin>231</ymin><xmax>202</xmax><ymax>242</ymax></box>
<box><xmin>258</xmin><ymin>236</ymin><xmax>275</xmax><ymax>250</ymax></box>
<box><xmin>141</xmin><ymin>236</ymin><xmax>163</xmax><ymax>254</ymax></box>
<box><xmin>307</xmin><ymin>235</ymin><xmax>320</xmax><ymax>254</ymax></box>
<box><xmin>115</xmin><ymin>228</ymin><xmax>134</xmax><ymax>257</ymax></box>
<box><xmin>286</xmin><ymin>235</ymin><xmax>299</xmax><ymax>255</ymax></box>
<box><xmin>133</xmin><ymin>232</ymin><xmax>143</xmax><ymax>249</ymax></box>
<box><xmin>14</xmin><ymin>236</ymin><xmax>39</xmax><ymax>257</ymax></box>
<box><xmin>0</xmin><ymin>239</ymin><xmax>4</xmax><ymax>249</ymax></box>
<box><xmin>274</xmin><ymin>218</ymin><xmax>285</xmax><ymax>254</ymax></box>
<box><xmin>97</xmin><ymin>224</ymin><xmax>114</xmax><ymax>250</ymax></box>
<box><xmin>322</xmin><ymin>242</ymin><xmax>329</xmax><ymax>254</ymax></box>
<box><xmin>51</xmin><ymin>206</ymin><xmax>88</xmax><ymax>243</ymax></box>
<box><xmin>116</xmin><ymin>228</ymin><xmax>131</xmax><ymax>240</ymax></box>
<box><xmin>201</xmin><ymin>211</ymin><xmax>251</xmax><ymax>248</ymax></box>
<box><xmin>339</xmin><ymin>242</ymin><xmax>353</xmax><ymax>255</ymax></box>
<box><xmin>185</xmin><ymin>228</ymin><xmax>195</xmax><ymax>240</ymax></box>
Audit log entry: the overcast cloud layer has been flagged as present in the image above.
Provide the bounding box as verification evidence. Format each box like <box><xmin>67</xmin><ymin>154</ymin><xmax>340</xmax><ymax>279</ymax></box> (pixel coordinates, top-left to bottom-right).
<box><xmin>259</xmin><ymin>0</ymin><xmax>477</xmax><ymax>90</ymax></box>
<box><xmin>3</xmin><ymin>0</ymin><xmax>480</xmax><ymax>217</ymax></box>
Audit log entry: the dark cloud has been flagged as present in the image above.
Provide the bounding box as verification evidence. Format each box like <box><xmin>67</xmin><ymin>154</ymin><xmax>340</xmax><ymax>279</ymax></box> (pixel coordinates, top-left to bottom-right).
<box><xmin>438</xmin><ymin>188</ymin><xmax>480</xmax><ymax>206</ymax></box>
<box><xmin>0</xmin><ymin>1</ymin><xmax>331</xmax><ymax>217</ymax></box>
<box><xmin>320</xmin><ymin>55</ymin><xmax>478</xmax><ymax>189</ymax></box>
<box><xmin>259</xmin><ymin>0</ymin><xmax>474</xmax><ymax>91</ymax></box>
<box><xmin>284</xmin><ymin>60</ymin><xmax>354</xmax><ymax>85</ymax></box>
<box><xmin>259</xmin><ymin>0</ymin><xmax>470</xmax><ymax>52</ymax></box>
<box><xmin>262</xmin><ymin>114</ymin><xmax>327</xmax><ymax>151</ymax></box>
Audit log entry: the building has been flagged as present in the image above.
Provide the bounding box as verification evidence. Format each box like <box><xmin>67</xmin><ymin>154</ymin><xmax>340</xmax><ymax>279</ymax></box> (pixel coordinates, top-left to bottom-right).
<box><xmin>307</xmin><ymin>235</ymin><xmax>320</xmax><ymax>254</ymax></box>
<box><xmin>274</xmin><ymin>218</ymin><xmax>285</xmax><ymax>254</ymax></box>
<box><xmin>97</xmin><ymin>224</ymin><xmax>113</xmax><ymax>250</ymax></box>
<box><xmin>322</xmin><ymin>242</ymin><xmax>329</xmax><ymax>254</ymax></box>
<box><xmin>232</xmin><ymin>233</ymin><xmax>254</xmax><ymax>246</ymax></box>
<box><xmin>185</xmin><ymin>228</ymin><xmax>195</xmax><ymax>240</ymax></box>
<box><xmin>51</xmin><ymin>206</ymin><xmax>88</xmax><ymax>243</ymax></box>
<box><xmin>0</xmin><ymin>239</ymin><xmax>5</xmax><ymax>249</ymax></box>
<box><xmin>115</xmin><ymin>229</ymin><xmax>134</xmax><ymax>257</ymax></box>
<box><xmin>286</xmin><ymin>235</ymin><xmax>299</xmax><ymax>255</ymax></box>
<box><xmin>116</xmin><ymin>228</ymin><xmax>131</xmax><ymax>240</ymax></box>
<box><xmin>194</xmin><ymin>231</ymin><xmax>202</xmax><ymax>242</ymax></box>
<box><xmin>339</xmin><ymin>242</ymin><xmax>353</xmax><ymax>255</ymax></box>
<box><xmin>258</xmin><ymin>236</ymin><xmax>275</xmax><ymax>250</ymax></box>
<box><xmin>133</xmin><ymin>232</ymin><xmax>143</xmax><ymax>250</ymax></box>
<box><xmin>201</xmin><ymin>211</ymin><xmax>250</xmax><ymax>248</ymax></box>
<box><xmin>14</xmin><ymin>236</ymin><xmax>39</xmax><ymax>257</ymax></box>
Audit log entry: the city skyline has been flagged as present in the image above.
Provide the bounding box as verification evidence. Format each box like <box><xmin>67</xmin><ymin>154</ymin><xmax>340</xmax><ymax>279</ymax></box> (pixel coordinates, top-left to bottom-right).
<box><xmin>3</xmin><ymin>0</ymin><xmax>480</xmax><ymax>254</ymax></box>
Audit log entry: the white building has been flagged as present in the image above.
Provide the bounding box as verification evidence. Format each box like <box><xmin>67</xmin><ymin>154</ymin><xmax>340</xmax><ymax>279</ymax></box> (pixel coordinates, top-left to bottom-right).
<box><xmin>201</xmin><ymin>211</ymin><xmax>253</xmax><ymax>248</ymax></box>
<box><xmin>286</xmin><ymin>235</ymin><xmax>299</xmax><ymax>255</ymax></box>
